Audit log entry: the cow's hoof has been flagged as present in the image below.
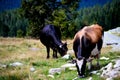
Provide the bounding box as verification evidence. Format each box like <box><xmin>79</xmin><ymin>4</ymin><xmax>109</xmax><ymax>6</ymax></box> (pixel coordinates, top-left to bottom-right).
<box><xmin>78</xmin><ymin>75</ymin><xmax>85</xmax><ymax>78</ymax></box>
<box><xmin>73</xmin><ymin>75</ymin><xmax>85</xmax><ymax>80</ymax></box>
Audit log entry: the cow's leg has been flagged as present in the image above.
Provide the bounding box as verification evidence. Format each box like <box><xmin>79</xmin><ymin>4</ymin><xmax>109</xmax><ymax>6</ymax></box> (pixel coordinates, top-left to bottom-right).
<box><xmin>87</xmin><ymin>57</ymin><xmax>93</xmax><ymax>70</ymax></box>
<box><xmin>96</xmin><ymin>53</ymin><xmax>100</xmax><ymax>68</ymax></box>
<box><xmin>88</xmin><ymin>60</ymin><xmax>92</xmax><ymax>70</ymax></box>
<box><xmin>46</xmin><ymin>47</ymin><xmax>50</xmax><ymax>59</ymax></box>
<box><xmin>79</xmin><ymin>59</ymin><xmax>87</xmax><ymax>77</ymax></box>
<box><xmin>53</xmin><ymin>50</ymin><xmax>58</xmax><ymax>58</ymax></box>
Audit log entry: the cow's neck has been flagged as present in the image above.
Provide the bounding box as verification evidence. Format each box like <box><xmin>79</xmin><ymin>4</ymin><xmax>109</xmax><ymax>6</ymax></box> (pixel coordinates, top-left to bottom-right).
<box><xmin>52</xmin><ymin>35</ymin><xmax>62</xmax><ymax>47</ymax></box>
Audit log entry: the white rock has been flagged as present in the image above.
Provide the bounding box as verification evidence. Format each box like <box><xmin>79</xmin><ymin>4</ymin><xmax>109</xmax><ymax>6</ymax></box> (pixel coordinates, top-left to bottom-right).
<box><xmin>101</xmin><ymin>68</ymin><xmax>120</xmax><ymax>78</ymax></box>
<box><xmin>109</xmin><ymin>27</ymin><xmax>120</xmax><ymax>34</ymax></box>
<box><xmin>87</xmin><ymin>77</ymin><xmax>92</xmax><ymax>80</ymax></box>
<box><xmin>47</xmin><ymin>75</ymin><xmax>54</xmax><ymax>78</ymax></box>
<box><xmin>101</xmin><ymin>63</ymin><xmax>113</xmax><ymax>71</ymax></box>
<box><xmin>10</xmin><ymin>62</ymin><xmax>23</xmax><ymax>67</ymax></box>
<box><xmin>107</xmin><ymin>70</ymin><xmax>120</xmax><ymax>78</ymax></box>
<box><xmin>0</xmin><ymin>64</ymin><xmax>7</xmax><ymax>68</ymax></box>
<box><xmin>101</xmin><ymin>63</ymin><xmax>113</xmax><ymax>78</ymax></box>
<box><xmin>30</xmin><ymin>47</ymin><xmax>39</xmax><ymax>51</ymax></box>
<box><xmin>106</xmin><ymin>77</ymin><xmax>113</xmax><ymax>80</ymax></box>
<box><xmin>49</xmin><ymin>68</ymin><xmax>62</xmax><ymax>75</ymax></box>
<box><xmin>30</xmin><ymin>67</ymin><xmax>35</xmax><ymax>72</ymax></box>
<box><xmin>103</xmin><ymin>31</ymin><xmax>120</xmax><ymax>48</ymax></box>
<box><xmin>114</xmin><ymin>67</ymin><xmax>120</xmax><ymax>71</ymax></box>
<box><xmin>62</xmin><ymin>54</ymin><xmax>70</xmax><ymax>59</ymax></box>
<box><xmin>112</xmin><ymin>44</ymin><xmax>120</xmax><ymax>52</ymax></box>
<box><xmin>97</xmin><ymin>73</ymin><xmax>100</xmax><ymax>75</ymax></box>
<box><xmin>100</xmin><ymin>57</ymin><xmax>109</xmax><ymax>60</ymax></box>
<box><xmin>61</xmin><ymin>63</ymin><xmax>75</xmax><ymax>69</ymax></box>
<box><xmin>101</xmin><ymin>63</ymin><xmax>111</xmax><ymax>71</ymax></box>
<box><xmin>114</xmin><ymin>60</ymin><xmax>120</xmax><ymax>68</ymax></box>
<box><xmin>90</xmin><ymin>71</ymin><xmax>98</xmax><ymax>74</ymax></box>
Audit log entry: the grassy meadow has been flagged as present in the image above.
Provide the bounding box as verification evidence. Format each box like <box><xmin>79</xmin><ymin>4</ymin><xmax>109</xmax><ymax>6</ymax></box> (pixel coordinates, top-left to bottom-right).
<box><xmin>0</xmin><ymin>37</ymin><xmax>120</xmax><ymax>80</ymax></box>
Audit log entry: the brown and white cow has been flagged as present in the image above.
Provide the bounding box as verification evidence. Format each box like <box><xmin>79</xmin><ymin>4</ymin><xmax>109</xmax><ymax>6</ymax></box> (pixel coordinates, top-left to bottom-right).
<box><xmin>73</xmin><ymin>24</ymin><xmax>103</xmax><ymax>78</ymax></box>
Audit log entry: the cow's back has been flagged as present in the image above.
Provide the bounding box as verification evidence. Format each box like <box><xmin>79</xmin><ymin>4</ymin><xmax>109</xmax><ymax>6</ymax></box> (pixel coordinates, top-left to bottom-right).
<box><xmin>74</xmin><ymin>24</ymin><xmax>103</xmax><ymax>44</ymax></box>
<box><xmin>40</xmin><ymin>25</ymin><xmax>61</xmax><ymax>47</ymax></box>
<box><xmin>73</xmin><ymin>24</ymin><xmax>103</xmax><ymax>58</ymax></box>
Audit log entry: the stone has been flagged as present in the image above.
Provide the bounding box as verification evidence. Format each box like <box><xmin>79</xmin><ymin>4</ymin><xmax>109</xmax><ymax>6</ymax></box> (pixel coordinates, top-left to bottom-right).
<box><xmin>30</xmin><ymin>47</ymin><xmax>39</xmax><ymax>51</ymax></box>
<box><xmin>30</xmin><ymin>67</ymin><xmax>35</xmax><ymax>72</ymax></box>
<box><xmin>87</xmin><ymin>77</ymin><xmax>92</xmax><ymax>80</ymax></box>
<box><xmin>10</xmin><ymin>62</ymin><xmax>23</xmax><ymax>67</ymax></box>
<box><xmin>0</xmin><ymin>64</ymin><xmax>7</xmax><ymax>68</ymax></box>
<box><xmin>97</xmin><ymin>73</ymin><xmax>100</xmax><ymax>75</ymax></box>
<box><xmin>105</xmin><ymin>70</ymin><xmax>120</xmax><ymax>78</ymax></box>
<box><xmin>61</xmin><ymin>63</ymin><xmax>75</xmax><ymax>68</ymax></box>
<box><xmin>106</xmin><ymin>77</ymin><xmax>113</xmax><ymax>80</ymax></box>
<box><xmin>114</xmin><ymin>60</ymin><xmax>120</xmax><ymax>68</ymax></box>
<box><xmin>90</xmin><ymin>71</ymin><xmax>98</xmax><ymax>74</ymax></box>
<box><xmin>100</xmin><ymin>63</ymin><xmax>113</xmax><ymax>71</ymax></box>
<box><xmin>62</xmin><ymin>54</ymin><xmax>70</xmax><ymax>59</ymax></box>
<box><xmin>101</xmin><ymin>60</ymin><xmax>120</xmax><ymax>79</ymax></box>
<box><xmin>49</xmin><ymin>68</ymin><xmax>63</xmax><ymax>75</ymax></box>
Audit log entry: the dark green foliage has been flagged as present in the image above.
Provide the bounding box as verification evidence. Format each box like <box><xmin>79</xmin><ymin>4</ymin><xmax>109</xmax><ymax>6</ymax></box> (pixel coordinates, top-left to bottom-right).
<box><xmin>0</xmin><ymin>0</ymin><xmax>119</xmax><ymax>38</ymax></box>
<box><xmin>75</xmin><ymin>0</ymin><xmax>120</xmax><ymax>31</ymax></box>
<box><xmin>0</xmin><ymin>20</ymin><xmax>10</xmax><ymax>37</ymax></box>
<box><xmin>0</xmin><ymin>9</ymin><xmax>28</xmax><ymax>37</ymax></box>
<box><xmin>17</xmin><ymin>29</ymin><xmax>24</xmax><ymax>38</ymax></box>
<box><xmin>21</xmin><ymin>0</ymin><xmax>80</xmax><ymax>38</ymax></box>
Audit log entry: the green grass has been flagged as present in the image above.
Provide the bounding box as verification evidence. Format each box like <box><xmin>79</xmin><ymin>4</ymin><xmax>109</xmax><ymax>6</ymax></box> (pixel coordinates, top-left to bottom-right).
<box><xmin>0</xmin><ymin>38</ymin><xmax>120</xmax><ymax>80</ymax></box>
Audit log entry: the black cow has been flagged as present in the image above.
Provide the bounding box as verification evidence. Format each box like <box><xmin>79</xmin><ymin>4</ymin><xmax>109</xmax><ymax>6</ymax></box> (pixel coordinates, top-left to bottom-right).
<box><xmin>40</xmin><ymin>25</ymin><xmax>68</xmax><ymax>58</ymax></box>
<box><xmin>73</xmin><ymin>24</ymin><xmax>103</xmax><ymax>78</ymax></box>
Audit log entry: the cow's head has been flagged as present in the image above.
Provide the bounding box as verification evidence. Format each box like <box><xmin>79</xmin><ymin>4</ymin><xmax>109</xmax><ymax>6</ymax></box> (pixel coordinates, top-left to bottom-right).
<box><xmin>72</xmin><ymin>58</ymin><xmax>86</xmax><ymax>78</ymax></box>
<box><xmin>58</xmin><ymin>42</ymin><xmax>68</xmax><ymax>56</ymax></box>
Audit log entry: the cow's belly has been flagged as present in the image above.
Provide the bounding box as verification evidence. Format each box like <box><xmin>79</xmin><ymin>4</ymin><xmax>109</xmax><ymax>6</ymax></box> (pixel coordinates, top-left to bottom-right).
<box><xmin>91</xmin><ymin>44</ymin><xmax>100</xmax><ymax>56</ymax></box>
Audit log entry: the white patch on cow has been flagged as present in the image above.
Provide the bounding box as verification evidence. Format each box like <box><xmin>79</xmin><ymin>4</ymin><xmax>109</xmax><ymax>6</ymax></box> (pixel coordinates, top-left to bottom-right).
<box><xmin>76</xmin><ymin>59</ymin><xmax>84</xmax><ymax>71</ymax></box>
<box><xmin>59</xmin><ymin>45</ymin><xmax>62</xmax><ymax>48</ymax></box>
<box><xmin>91</xmin><ymin>44</ymin><xmax>99</xmax><ymax>56</ymax></box>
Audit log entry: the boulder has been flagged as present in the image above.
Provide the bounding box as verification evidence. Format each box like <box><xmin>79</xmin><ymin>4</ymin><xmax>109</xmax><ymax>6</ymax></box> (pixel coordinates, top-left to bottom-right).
<box><xmin>114</xmin><ymin>60</ymin><xmax>120</xmax><ymax>68</ymax></box>
<box><xmin>101</xmin><ymin>59</ymin><xmax>120</xmax><ymax>79</ymax></box>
